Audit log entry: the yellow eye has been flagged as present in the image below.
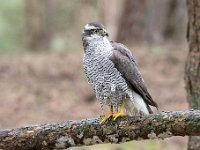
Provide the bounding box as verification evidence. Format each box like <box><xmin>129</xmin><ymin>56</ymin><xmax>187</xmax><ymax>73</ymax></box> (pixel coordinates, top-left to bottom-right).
<box><xmin>99</xmin><ymin>30</ymin><xmax>104</xmax><ymax>35</ymax></box>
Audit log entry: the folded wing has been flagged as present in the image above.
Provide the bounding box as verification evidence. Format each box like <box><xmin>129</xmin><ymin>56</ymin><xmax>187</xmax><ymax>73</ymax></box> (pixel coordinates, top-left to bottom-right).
<box><xmin>109</xmin><ymin>42</ymin><xmax>158</xmax><ymax>111</ymax></box>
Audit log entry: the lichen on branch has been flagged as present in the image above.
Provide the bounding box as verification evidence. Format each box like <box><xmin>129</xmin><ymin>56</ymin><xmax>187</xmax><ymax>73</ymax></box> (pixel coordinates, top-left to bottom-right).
<box><xmin>0</xmin><ymin>110</ymin><xmax>200</xmax><ymax>149</ymax></box>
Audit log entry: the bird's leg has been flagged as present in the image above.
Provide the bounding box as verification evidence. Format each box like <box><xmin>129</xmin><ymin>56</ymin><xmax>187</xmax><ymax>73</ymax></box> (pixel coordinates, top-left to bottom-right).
<box><xmin>99</xmin><ymin>106</ymin><xmax>113</xmax><ymax>124</ymax></box>
<box><xmin>113</xmin><ymin>101</ymin><xmax>126</xmax><ymax>120</ymax></box>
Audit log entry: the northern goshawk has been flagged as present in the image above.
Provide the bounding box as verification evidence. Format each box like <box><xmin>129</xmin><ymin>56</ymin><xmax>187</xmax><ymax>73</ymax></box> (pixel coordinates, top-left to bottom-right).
<box><xmin>82</xmin><ymin>23</ymin><xmax>158</xmax><ymax>124</ymax></box>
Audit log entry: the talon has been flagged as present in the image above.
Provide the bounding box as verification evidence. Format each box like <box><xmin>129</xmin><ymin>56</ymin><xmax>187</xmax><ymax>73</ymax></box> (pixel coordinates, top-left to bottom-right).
<box><xmin>113</xmin><ymin>112</ymin><xmax>126</xmax><ymax>120</ymax></box>
<box><xmin>99</xmin><ymin>106</ymin><xmax>113</xmax><ymax>124</ymax></box>
<box><xmin>99</xmin><ymin>114</ymin><xmax>113</xmax><ymax>124</ymax></box>
<box><xmin>113</xmin><ymin>101</ymin><xmax>126</xmax><ymax>120</ymax></box>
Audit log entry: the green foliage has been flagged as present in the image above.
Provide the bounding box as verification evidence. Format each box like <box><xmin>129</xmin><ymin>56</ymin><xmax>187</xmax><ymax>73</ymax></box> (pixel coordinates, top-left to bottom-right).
<box><xmin>0</xmin><ymin>0</ymin><xmax>25</xmax><ymax>54</ymax></box>
<box><xmin>0</xmin><ymin>0</ymin><xmax>100</xmax><ymax>54</ymax></box>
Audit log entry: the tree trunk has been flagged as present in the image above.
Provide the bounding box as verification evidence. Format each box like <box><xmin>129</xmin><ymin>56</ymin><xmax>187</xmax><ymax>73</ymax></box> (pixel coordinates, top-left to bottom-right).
<box><xmin>25</xmin><ymin>0</ymin><xmax>55</xmax><ymax>51</ymax></box>
<box><xmin>145</xmin><ymin>0</ymin><xmax>170</xmax><ymax>44</ymax></box>
<box><xmin>163</xmin><ymin>0</ymin><xmax>187</xmax><ymax>42</ymax></box>
<box><xmin>116</xmin><ymin>0</ymin><xmax>146</xmax><ymax>44</ymax></box>
<box><xmin>185</xmin><ymin>0</ymin><xmax>200</xmax><ymax>150</ymax></box>
<box><xmin>116</xmin><ymin>0</ymin><xmax>187</xmax><ymax>45</ymax></box>
<box><xmin>99</xmin><ymin>0</ymin><xmax>121</xmax><ymax>40</ymax></box>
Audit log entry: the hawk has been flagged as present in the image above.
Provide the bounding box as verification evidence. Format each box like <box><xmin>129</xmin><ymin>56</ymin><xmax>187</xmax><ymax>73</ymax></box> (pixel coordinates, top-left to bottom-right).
<box><xmin>82</xmin><ymin>23</ymin><xmax>158</xmax><ymax>124</ymax></box>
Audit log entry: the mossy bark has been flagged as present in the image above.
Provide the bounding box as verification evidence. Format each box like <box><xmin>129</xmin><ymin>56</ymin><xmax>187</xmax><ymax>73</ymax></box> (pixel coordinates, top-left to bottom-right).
<box><xmin>186</xmin><ymin>0</ymin><xmax>200</xmax><ymax>150</ymax></box>
<box><xmin>0</xmin><ymin>110</ymin><xmax>200</xmax><ymax>149</ymax></box>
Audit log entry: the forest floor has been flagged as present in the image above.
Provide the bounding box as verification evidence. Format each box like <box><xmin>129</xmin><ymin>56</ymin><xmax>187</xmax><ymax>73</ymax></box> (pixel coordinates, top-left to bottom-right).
<box><xmin>0</xmin><ymin>45</ymin><xmax>188</xmax><ymax>150</ymax></box>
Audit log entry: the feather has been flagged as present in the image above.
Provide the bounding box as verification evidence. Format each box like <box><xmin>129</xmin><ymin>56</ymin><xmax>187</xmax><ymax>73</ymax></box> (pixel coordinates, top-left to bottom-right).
<box><xmin>109</xmin><ymin>42</ymin><xmax>158</xmax><ymax>112</ymax></box>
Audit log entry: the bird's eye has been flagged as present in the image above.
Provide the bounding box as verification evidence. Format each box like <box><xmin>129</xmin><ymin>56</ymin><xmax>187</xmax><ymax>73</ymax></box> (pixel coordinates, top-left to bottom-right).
<box><xmin>99</xmin><ymin>30</ymin><xmax>104</xmax><ymax>34</ymax></box>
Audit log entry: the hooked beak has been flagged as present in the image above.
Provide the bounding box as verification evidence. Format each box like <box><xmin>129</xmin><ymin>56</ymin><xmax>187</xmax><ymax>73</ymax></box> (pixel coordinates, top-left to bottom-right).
<box><xmin>103</xmin><ymin>29</ymin><xmax>109</xmax><ymax>37</ymax></box>
<box><xmin>105</xmin><ymin>32</ymin><xmax>109</xmax><ymax>37</ymax></box>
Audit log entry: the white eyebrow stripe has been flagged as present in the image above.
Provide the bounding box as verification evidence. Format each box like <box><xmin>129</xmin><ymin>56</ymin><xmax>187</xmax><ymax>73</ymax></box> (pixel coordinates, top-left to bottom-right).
<box><xmin>84</xmin><ymin>24</ymin><xmax>98</xmax><ymax>30</ymax></box>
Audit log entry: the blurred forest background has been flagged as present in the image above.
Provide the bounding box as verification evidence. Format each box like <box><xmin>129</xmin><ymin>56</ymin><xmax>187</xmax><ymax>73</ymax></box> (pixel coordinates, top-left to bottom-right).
<box><xmin>0</xmin><ymin>0</ymin><xmax>189</xmax><ymax>150</ymax></box>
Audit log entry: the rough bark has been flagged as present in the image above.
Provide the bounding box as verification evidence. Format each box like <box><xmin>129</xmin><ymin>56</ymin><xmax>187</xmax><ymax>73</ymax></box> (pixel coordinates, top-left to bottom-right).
<box><xmin>0</xmin><ymin>110</ymin><xmax>200</xmax><ymax>150</ymax></box>
<box><xmin>185</xmin><ymin>0</ymin><xmax>200</xmax><ymax>150</ymax></box>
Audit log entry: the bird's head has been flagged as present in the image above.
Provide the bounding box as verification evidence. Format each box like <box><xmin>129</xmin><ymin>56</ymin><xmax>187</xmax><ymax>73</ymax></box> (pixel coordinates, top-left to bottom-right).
<box><xmin>82</xmin><ymin>22</ymin><xmax>109</xmax><ymax>38</ymax></box>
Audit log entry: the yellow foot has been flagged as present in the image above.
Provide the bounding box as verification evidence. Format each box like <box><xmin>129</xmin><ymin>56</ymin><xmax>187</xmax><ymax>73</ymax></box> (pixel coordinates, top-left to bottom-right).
<box><xmin>99</xmin><ymin>106</ymin><xmax>113</xmax><ymax>124</ymax></box>
<box><xmin>99</xmin><ymin>114</ymin><xmax>113</xmax><ymax>124</ymax></box>
<box><xmin>113</xmin><ymin>112</ymin><xmax>126</xmax><ymax>120</ymax></box>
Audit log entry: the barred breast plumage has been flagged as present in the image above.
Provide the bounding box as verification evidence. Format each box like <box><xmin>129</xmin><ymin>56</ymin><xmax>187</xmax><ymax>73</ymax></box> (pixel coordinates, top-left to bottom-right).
<box><xmin>83</xmin><ymin>37</ymin><xmax>129</xmax><ymax>108</ymax></box>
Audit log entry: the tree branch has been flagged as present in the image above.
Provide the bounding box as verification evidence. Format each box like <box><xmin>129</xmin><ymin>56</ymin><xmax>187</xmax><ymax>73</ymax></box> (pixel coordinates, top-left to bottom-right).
<box><xmin>0</xmin><ymin>110</ymin><xmax>200</xmax><ymax>149</ymax></box>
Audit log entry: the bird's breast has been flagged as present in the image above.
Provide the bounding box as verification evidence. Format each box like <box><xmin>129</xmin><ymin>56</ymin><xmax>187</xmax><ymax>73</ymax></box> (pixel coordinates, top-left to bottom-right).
<box><xmin>83</xmin><ymin>46</ymin><xmax>129</xmax><ymax>104</ymax></box>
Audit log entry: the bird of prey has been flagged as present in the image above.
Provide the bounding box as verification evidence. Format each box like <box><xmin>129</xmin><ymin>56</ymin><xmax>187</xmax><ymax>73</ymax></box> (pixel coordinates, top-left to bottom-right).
<box><xmin>82</xmin><ymin>22</ymin><xmax>158</xmax><ymax>124</ymax></box>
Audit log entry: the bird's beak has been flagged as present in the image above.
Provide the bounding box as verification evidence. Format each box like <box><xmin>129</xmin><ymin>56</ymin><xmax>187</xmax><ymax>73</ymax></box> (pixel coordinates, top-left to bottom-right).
<box><xmin>105</xmin><ymin>32</ymin><xmax>109</xmax><ymax>37</ymax></box>
<box><xmin>103</xmin><ymin>29</ymin><xmax>109</xmax><ymax>37</ymax></box>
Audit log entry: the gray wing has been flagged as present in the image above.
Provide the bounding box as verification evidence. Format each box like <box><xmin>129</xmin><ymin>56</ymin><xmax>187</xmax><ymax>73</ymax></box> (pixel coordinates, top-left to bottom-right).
<box><xmin>110</xmin><ymin>42</ymin><xmax>158</xmax><ymax>111</ymax></box>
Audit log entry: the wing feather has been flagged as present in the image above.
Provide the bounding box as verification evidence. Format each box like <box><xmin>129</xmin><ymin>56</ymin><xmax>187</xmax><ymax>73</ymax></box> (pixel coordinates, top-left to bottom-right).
<box><xmin>110</xmin><ymin>42</ymin><xmax>158</xmax><ymax>108</ymax></box>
